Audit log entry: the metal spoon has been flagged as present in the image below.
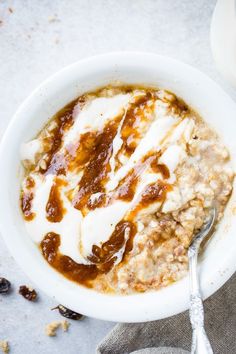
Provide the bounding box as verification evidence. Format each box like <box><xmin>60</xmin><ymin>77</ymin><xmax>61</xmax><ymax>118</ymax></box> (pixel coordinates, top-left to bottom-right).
<box><xmin>188</xmin><ymin>207</ymin><xmax>216</xmax><ymax>354</ymax></box>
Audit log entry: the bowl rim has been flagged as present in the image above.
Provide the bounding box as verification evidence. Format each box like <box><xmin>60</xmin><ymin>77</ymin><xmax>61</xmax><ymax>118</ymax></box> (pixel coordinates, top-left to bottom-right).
<box><xmin>0</xmin><ymin>51</ymin><xmax>236</xmax><ymax>323</ymax></box>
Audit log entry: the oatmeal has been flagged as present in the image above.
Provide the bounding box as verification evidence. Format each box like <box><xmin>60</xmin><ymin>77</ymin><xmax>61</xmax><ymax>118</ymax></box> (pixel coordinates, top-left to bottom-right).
<box><xmin>20</xmin><ymin>86</ymin><xmax>234</xmax><ymax>294</ymax></box>
<box><xmin>45</xmin><ymin>320</ymin><xmax>70</xmax><ymax>337</ymax></box>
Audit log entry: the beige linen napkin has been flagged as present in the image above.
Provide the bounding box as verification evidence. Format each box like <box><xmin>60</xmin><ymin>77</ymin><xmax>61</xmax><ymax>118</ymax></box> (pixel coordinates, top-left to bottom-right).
<box><xmin>97</xmin><ymin>273</ymin><xmax>236</xmax><ymax>354</ymax></box>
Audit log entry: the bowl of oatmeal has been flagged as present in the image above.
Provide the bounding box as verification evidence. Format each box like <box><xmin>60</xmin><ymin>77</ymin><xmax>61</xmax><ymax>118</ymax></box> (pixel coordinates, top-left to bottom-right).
<box><xmin>0</xmin><ymin>52</ymin><xmax>235</xmax><ymax>322</ymax></box>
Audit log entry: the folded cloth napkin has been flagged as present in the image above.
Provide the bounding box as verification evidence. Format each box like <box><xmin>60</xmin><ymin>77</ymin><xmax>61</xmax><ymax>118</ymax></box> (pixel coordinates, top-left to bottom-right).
<box><xmin>97</xmin><ymin>273</ymin><xmax>236</xmax><ymax>354</ymax></box>
<box><xmin>129</xmin><ymin>348</ymin><xmax>189</xmax><ymax>354</ymax></box>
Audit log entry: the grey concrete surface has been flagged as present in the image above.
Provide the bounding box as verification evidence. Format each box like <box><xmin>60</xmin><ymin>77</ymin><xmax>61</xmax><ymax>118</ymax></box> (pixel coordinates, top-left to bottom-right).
<box><xmin>0</xmin><ymin>0</ymin><xmax>235</xmax><ymax>353</ymax></box>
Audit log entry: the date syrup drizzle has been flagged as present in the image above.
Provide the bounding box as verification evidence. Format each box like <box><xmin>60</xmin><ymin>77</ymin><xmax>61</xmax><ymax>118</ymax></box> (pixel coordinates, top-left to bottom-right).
<box><xmin>22</xmin><ymin>88</ymin><xmax>175</xmax><ymax>287</ymax></box>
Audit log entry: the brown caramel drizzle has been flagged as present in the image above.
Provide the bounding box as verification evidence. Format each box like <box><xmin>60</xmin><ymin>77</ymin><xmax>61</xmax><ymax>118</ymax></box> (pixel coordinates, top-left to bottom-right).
<box><xmin>88</xmin><ymin>221</ymin><xmax>136</xmax><ymax>272</ymax></box>
<box><xmin>150</xmin><ymin>158</ymin><xmax>170</xmax><ymax>179</ymax></box>
<box><xmin>87</xmin><ymin>193</ymin><xmax>107</xmax><ymax>210</ymax></box>
<box><xmin>41</xmin><ymin>232</ymin><xmax>98</xmax><ymax>286</ymax></box>
<box><xmin>46</xmin><ymin>178</ymin><xmax>66</xmax><ymax>222</ymax></box>
<box><xmin>44</xmin><ymin>99</ymin><xmax>79</xmax><ymax>175</ymax></box>
<box><xmin>116</xmin><ymin>164</ymin><xmax>147</xmax><ymax>202</ymax></box>
<box><xmin>128</xmin><ymin>181</ymin><xmax>172</xmax><ymax>219</ymax></box>
<box><xmin>140</xmin><ymin>181</ymin><xmax>171</xmax><ymax>206</ymax></box>
<box><xmin>66</xmin><ymin>131</ymin><xmax>97</xmax><ymax>172</ymax></box>
<box><xmin>157</xmin><ymin>164</ymin><xmax>170</xmax><ymax>179</ymax></box>
<box><xmin>120</xmin><ymin>92</ymin><xmax>155</xmax><ymax>155</ymax></box>
<box><xmin>115</xmin><ymin>153</ymin><xmax>170</xmax><ymax>202</ymax></box>
<box><xmin>21</xmin><ymin>192</ymin><xmax>35</xmax><ymax>221</ymax></box>
<box><xmin>25</xmin><ymin>176</ymin><xmax>35</xmax><ymax>189</ymax></box>
<box><xmin>40</xmin><ymin>222</ymin><xmax>137</xmax><ymax>285</ymax></box>
<box><xmin>72</xmin><ymin>118</ymin><xmax>121</xmax><ymax>212</ymax></box>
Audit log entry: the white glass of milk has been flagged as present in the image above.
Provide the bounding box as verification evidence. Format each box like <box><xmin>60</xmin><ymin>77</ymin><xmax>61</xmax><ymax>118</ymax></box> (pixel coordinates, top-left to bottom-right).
<box><xmin>211</xmin><ymin>0</ymin><xmax>236</xmax><ymax>88</ymax></box>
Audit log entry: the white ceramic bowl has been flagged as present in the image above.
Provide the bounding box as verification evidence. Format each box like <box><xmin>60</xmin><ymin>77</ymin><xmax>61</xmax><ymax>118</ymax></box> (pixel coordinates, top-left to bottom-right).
<box><xmin>0</xmin><ymin>52</ymin><xmax>236</xmax><ymax>323</ymax></box>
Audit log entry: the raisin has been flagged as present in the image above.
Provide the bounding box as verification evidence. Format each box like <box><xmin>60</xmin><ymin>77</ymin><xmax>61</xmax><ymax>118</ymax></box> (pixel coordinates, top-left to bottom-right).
<box><xmin>0</xmin><ymin>277</ymin><xmax>11</xmax><ymax>294</ymax></box>
<box><xmin>52</xmin><ymin>305</ymin><xmax>83</xmax><ymax>320</ymax></box>
<box><xmin>19</xmin><ymin>285</ymin><xmax>37</xmax><ymax>301</ymax></box>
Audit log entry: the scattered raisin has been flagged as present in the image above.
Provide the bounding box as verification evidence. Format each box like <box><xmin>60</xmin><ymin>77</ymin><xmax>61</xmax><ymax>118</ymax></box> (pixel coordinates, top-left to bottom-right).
<box><xmin>52</xmin><ymin>305</ymin><xmax>83</xmax><ymax>320</ymax></box>
<box><xmin>192</xmin><ymin>135</ymin><xmax>198</xmax><ymax>140</ymax></box>
<box><xmin>0</xmin><ymin>278</ymin><xmax>11</xmax><ymax>294</ymax></box>
<box><xmin>19</xmin><ymin>285</ymin><xmax>37</xmax><ymax>301</ymax></box>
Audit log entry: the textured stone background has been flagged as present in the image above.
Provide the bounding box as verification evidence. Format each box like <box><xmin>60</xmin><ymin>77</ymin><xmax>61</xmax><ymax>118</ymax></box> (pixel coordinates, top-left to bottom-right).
<box><xmin>0</xmin><ymin>0</ymin><xmax>235</xmax><ymax>353</ymax></box>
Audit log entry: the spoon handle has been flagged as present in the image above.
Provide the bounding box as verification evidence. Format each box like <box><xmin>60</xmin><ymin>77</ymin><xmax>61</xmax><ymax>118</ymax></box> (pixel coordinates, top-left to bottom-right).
<box><xmin>188</xmin><ymin>247</ymin><xmax>214</xmax><ymax>354</ymax></box>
